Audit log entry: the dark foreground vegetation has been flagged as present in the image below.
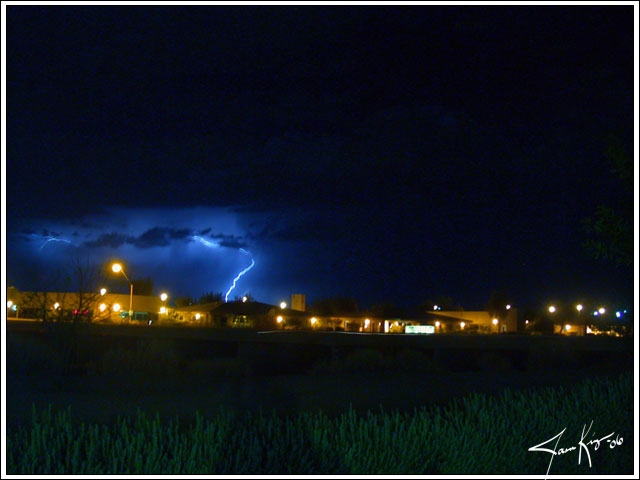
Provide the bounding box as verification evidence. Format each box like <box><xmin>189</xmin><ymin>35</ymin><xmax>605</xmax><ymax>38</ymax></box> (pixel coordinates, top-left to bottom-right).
<box><xmin>7</xmin><ymin>372</ymin><xmax>633</xmax><ymax>475</ymax></box>
<box><xmin>6</xmin><ymin>324</ymin><xmax>634</xmax><ymax>474</ymax></box>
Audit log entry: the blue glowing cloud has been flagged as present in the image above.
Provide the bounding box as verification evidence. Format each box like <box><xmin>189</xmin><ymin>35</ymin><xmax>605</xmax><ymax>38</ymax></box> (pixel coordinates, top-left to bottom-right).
<box><xmin>7</xmin><ymin>207</ymin><xmax>270</xmax><ymax>301</ymax></box>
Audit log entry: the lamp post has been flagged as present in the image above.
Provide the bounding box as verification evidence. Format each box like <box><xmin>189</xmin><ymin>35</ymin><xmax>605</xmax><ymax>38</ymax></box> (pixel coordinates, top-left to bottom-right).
<box><xmin>112</xmin><ymin>263</ymin><xmax>133</xmax><ymax>323</ymax></box>
<box><xmin>548</xmin><ymin>305</ymin><xmax>557</xmax><ymax>333</ymax></box>
<box><xmin>576</xmin><ymin>304</ymin><xmax>584</xmax><ymax>335</ymax></box>
<box><xmin>160</xmin><ymin>292</ymin><xmax>169</xmax><ymax>323</ymax></box>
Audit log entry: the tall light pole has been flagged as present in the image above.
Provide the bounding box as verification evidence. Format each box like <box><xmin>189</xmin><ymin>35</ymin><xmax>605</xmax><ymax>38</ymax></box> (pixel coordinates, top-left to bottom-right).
<box><xmin>159</xmin><ymin>292</ymin><xmax>169</xmax><ymax>323</ymax></box>
<box><xmin>112</xmin><ymin>263</ymin><xmax>133</xmax><ymax>322</ymax></box>
<box><xmin>548</xmin><ymin>305</ymin><xmax>557</xmax><ymax>333</ymax></box>
<box><xmin>576</xmin><ymin>304</ymin><xmax>584</xmax><ymax>335</ymax></box>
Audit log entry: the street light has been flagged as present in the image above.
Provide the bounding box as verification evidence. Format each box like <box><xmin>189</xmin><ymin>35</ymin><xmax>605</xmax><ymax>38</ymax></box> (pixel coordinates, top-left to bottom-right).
<box><xmin>100</xmin><ymin>288</ymin><xmax>107</xmax><ymax>296</ymax></box>
<box><xmin>242</xmin><ymin>296</ymin><xmax>248</xmax><ymax>303</ymax></box>
<box><xmin>506</xmin><ymin>304</ymin><xmax>511</xmax><ymax>310</ymax></box>
<box><xmin>576</xmin><ymin>304</ymin><xmax>585</xmax><ymax>334</ymax></box>
<box><xmin>598</xmin><ymin>307</ymin><xmax>606</xmax><ymax>314</ymax></box>
<box><xmin>7</xmin><ymin>301</ymin><xmax>13</xmax><ymax>309</ymax></box>
<box><xmin>160</xmin><ymin>293</ymin><xmax>168</xmax><ymax>302</ymax></box>
<box><xmin>111</xmin><ymin>263</ymin><xmax>133</xmax><ymax>322</ymax></box>
<box><xmin>492</xmin><ymin>318</ymin><xmax>499</xmax><ymax>325</ymax></box>
<box><xmin>280</xmin><ymin>301</ymin><xmax>287</xmax><ymax>309</ymax></box>
<box><xmin>548</xmin><ymin>305</ymin><xmax>556</xmax><ymax>313</ymax></box>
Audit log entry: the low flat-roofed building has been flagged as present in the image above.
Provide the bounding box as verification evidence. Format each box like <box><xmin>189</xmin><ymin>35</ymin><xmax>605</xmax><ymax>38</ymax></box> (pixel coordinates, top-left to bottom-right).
<box><xmin>424</xmin><ymin>310</ymin><xmax>518</xmax><ymax>333</ymax></box>
<box><xmin>8</xmin><ymin>290</ymin><xmax>167</xmax><ymax>324</ymax></box>
<box><xmin>211</xmin><ymin>300</ymin><xmax>280</xmax><ymax>329</ymax></box>
<box><xmin>173</xmin><ymin>302</ymin><xmax>221</xmax><ymax>325</ymax></box>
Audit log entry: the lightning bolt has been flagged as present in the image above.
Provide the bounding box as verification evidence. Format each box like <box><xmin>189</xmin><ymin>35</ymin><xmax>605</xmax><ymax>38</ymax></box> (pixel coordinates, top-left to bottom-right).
<box><xmin>38</xmin><ymin>236</ymin><xmax>73</xmax><ymax>250</ymax></box>
<box><xmin>225</xmin><ymin>251</ymin><xmax>255</xmax><ymax>302</ymax></box>
<box><xmin>192</xmin><ymin>235</ymin><xmax>255</xmax><ymax>302</ymax></box>
<box><xmin>193</xmin><ymin>235</ymin><xmax>220</xmax><ymax>248</ymax></box>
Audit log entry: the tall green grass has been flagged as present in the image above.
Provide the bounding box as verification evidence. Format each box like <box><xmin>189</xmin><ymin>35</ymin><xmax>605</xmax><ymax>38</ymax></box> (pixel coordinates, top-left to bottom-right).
<box><xmin>7</xmin><ymin>372</ymin><xmax>633</xmax><ymax>474</ymax></box>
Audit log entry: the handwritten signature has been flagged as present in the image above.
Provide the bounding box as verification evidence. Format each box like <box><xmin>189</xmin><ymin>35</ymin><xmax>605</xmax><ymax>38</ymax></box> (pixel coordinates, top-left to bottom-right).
<box><xmin>529</xmin><ymin>420</ymin><xmax>623</xmax><ymax>476</ymax></box>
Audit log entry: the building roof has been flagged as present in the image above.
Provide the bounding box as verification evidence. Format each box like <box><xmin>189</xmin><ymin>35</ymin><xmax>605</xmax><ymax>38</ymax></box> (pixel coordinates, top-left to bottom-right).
<box><xmin>173</xmin><ymin>302</ymin><xmax>222</xmax><ymax>313</ymax></box>
<box><xmin>212</xmin><ymin>301</ymin><xmax>277</xmax><ymax>316</ymax></box>
<box><xmin>425</xmin><ymin>311</ymin><xmax>492</xmax><ymax>324</ymax></box>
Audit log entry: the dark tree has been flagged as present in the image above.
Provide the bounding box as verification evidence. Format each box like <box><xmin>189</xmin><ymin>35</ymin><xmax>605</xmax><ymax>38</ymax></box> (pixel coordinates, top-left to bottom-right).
<box><xmin>21</xmin><ymin>257</ymin><xmax>108</xmax><ymax>372</ymax></box>
<box><xmin>174</xmin><ymin>296</ymin><xmax>195</xmax><ymax>307</ymax></box>
<box><xmin>486</xmin><ymin>291</ymin><xmax>511</xmax><ymax>322</ymax></box>
<box><xmin>233</xmin><ymin>293</ymin><xmax>253</xmax><ymax>302</ymax></box>
<box><xmin>582</xmin><ymin>134</ymin><xmax>633</xmax><ymax>268</ymax></box>
<box><xmin>22</xmin><ymin>257</ymin><xmax>106</xmax><ymax>324</ymax></box>
<box><xmin>199</xmin><ymin>291</ymin><xmax>223</xmax><ymax>304</ymax></box>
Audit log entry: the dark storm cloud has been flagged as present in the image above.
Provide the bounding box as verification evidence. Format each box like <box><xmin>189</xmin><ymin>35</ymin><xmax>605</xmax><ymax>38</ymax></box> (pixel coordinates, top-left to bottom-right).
<box><xmin>132</xmin><ymin>227</ymin><xmax>195</xmax><ymax>248</ymax></box>
<box><xmin>78</xmin><ymin>223</ymin><xmax>251</xmax><ymax>251</ymax></box>
<box><xmin>20</xmin><ymin>228</ymin><xmax>36</xmax><ymax>235</ymax></box>
<box><xmin>207</xmin><ymin>234</ymin><xmax>248</xmax><ymax>250</ymax></box>
<box><xmin>83</xmin><ymin>233</ymin><xmax>134</xmax><ymax>249</ymax></box>
<box><xmin>132</xmin><ymin>228</ymin><xmax>174</xmax><ymax>248</ymax></box>
<box><xmin>83</xmin><ymin>227</ymin><xmax>195</xmax><ymax>249</ymax></box>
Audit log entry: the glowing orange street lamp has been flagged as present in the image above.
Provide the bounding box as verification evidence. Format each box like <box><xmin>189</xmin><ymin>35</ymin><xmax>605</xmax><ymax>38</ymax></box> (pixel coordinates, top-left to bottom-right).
<box><xmin>112</xmin><ymin>263</ymin><xmax>133</xmax><ymax>321</ymax></box>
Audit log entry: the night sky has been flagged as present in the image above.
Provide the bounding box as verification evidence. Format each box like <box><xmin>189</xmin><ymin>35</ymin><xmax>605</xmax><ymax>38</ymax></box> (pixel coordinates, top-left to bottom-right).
<box><xmin>6</xmin><ymin>6</ymin><xmax>634</xmax><ymax>309</ymax></box>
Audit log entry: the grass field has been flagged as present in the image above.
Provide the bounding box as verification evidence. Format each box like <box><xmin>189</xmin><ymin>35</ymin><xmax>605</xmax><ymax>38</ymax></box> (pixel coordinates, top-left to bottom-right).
<box><xmin>7</xmin><ymin>372</ymin><xmax>633</xmax><ymax>475</ymax></box>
